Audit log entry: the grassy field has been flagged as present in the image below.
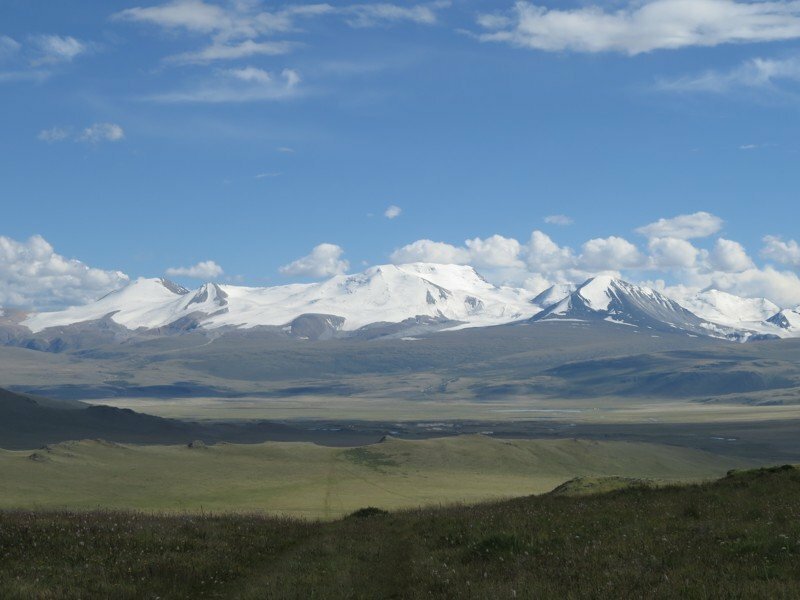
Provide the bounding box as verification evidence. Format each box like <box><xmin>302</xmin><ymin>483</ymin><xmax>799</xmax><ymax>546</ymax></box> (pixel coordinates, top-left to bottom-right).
<box><xmin>83</xmin><ymin>393</ymin><xmax>800</xmax><ymax>423</ymax></box>
<box><xmin>2</xmin><ymin>465</ymin><xmax>800</xmax><ymax>599</ymax></box>
<box><xmin>0</xmin><ymin>436</ymin><xmax>753</xmax><ymax>518</ymax></box>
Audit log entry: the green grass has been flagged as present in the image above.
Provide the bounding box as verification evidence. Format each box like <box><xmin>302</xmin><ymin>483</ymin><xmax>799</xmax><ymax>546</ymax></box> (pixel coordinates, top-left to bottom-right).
<box><xmin>2</xmin><ymin>465</ymin><xmax>800</xmax><ymax>599</ymax></box>
<box><xmin>0</xmin><ymin>436</ymin><xmax>752</xmax><ymax>518</ymax></box>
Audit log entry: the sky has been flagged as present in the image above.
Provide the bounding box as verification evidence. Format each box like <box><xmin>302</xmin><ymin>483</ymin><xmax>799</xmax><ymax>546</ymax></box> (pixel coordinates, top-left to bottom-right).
<box><xmin>2</xmin><ymin>0</ymin><xmax>800</xmax><ymax>310</ymax></box>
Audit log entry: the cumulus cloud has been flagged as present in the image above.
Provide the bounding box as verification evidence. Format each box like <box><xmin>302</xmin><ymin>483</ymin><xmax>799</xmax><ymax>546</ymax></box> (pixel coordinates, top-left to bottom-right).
<box><xmin>579</xmin><ymin>236</ymin><xmax>643</xmax><ymax>270</ymax></box>
<box><xmin>477</xmin><ymin>0</ymin><xmax>800</xmax><ymax>55</ymax></box>
<box><xmin>710</xmin><ymin>238</ymin><xmax>754</xmax><ymax>273</ymax></box>
<box><xmin>391</xmin><ymin>234</ymin><xmax>525</xmax><ymax>270</ymax></box>
<box><xmin>525</xmin><ymin>230</ymin><xmax>575</xmax><ymax>272</ymax></box>
<box><xmin>0</xmin><ymin>235</ymin><xmax>129</xmax><ymax>310</ymax></box>
<box><xmin>705</xmin><ymin>267</ymin><xmax>800</xmax><ymax>307</ymax></box>
<box><xmin>384</xmin><ymin>205</ymin><xmax>402</xmax><ymax>219</ymax></box>
<box><xmin>465</xmin><ymin>235</ymin><xmax>525</xmax><ymax>269</ymax></box>
<box><xmin>544</xmin><ymin>214</ymin><xmax>573</xmax><ymax>226</ymax></box>
<box><xmin>280</xmin><ymin>243</ymin><xmax>350</xmax><ymax>278</ymax></box>
<box><xmin>656</xmin><ymin>56</ymin><xmax>800</xmax><ymax>93</ymax></box>
<box><xmin>386</xmin><ymin>217</ymin><xmax>800</xmax><ymax>306</ymax></box>
<box><xmin>647</xmin><ymin>237</ymin><xmax>701</xmax><ymax>269</ymax></box>
<box><xmin>636</xmin><ymin>211</ymin><xmax>723</xmax><ymax>240</ymax></box>
<box><xmin>762</xmin><ymin>235</ymin><xmax>800</xmax><ymax>266</ymax></box>
<box><xmin>165</xmin><ymin>260</ymin><xmax>224</xmax><ymax>279</ymax></box>
<box><xmin>390</xmin><ymin>239</ymin><xmax>470</xmax><ymax>265</ymax></box>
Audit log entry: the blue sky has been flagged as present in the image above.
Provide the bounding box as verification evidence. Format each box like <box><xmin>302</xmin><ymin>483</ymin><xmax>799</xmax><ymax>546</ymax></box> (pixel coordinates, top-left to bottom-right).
<box><xmin>2</xmin><ymin>0</ymin><xmax>800</xmax><ymax>308</ymax></box>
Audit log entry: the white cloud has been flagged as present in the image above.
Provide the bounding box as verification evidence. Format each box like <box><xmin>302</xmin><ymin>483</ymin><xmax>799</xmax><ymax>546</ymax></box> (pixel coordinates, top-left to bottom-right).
<box><xmin>78</xmin><ymin>123</ymin><xmax>125</xmax><ymax>143</ymax></box>
<box><xmin>648</xmin><ymin>237</ymin><xmax>700</xmax><ymax>269</ymax></box>
<box><xmin>30</xmin><ymin>35</ymin><xmax>87</xmax><ymax>65</ymax></box>
<box><xmin>636</xmin><ymin>211</ymin><xmax>723</xmax><ymax>240</ymax></box>
<box><xmin>150</xmin><ymin>67</ymin><xmax>301</xmax><ymax>103</ymax></box>
<box><xmin>392</xmin><ymin>234</ymin><xmax>524</xmax><ymax>269</ymax></box>
<box><xmin>165</xmin><ymin>260</ymin><xmax>224</xmax><ymax>279</ymax></box>
<box><xmin>390</xmin><ymin>239</ymin><xmax>470</xmax><ymax>265</ymax></box>
<box><xmin>477</xmin><ymin>0</ymin><xmax>800</xmax><ymax>55</ymax></box>
<box><xmin>344</xmin><ymin>2</ymin><xmax>449</xmax><ymax>27</ymax></box>
<box><xmin>762</xmin><ymin>235</ymin><xmax>800</xmax><ymax>266</ymax></box>
<box><xmin>37</xmin><ymin>127</ymin><xmax>71</xmax><ymax>143</ymax></box>
<box><xmin>544</xmin><ymin>214</ymin><xmax>573</xmax><ymax>226</ymax></box>
<box><xmin>579</xmin><ymin>236</ymin><xmax>643</xmax><ymax>270</ymax></box>
<box><xmin>384</xmin><ymin>205</ymin><xmax>402</xmax><ymax>219</ymax></box>
<box><xmin>0</xmin><ymin>235</ymin><xmax>129</xmax><ymax>310</ymax></box>
<box><xmin>37</xmin><ymin>123</ymin><xmax>125</xmax><ymax>144</ymax></box>
<box><xmin>167</xmin><ymin>40</ymin><xmax>296</xmax><ymax>65</ymax></box>
<box><xmin>114</xmin><ymin>0</ymin><xmax>230</xmax><ymax>34</ymax></box>
<box><xmin>280</xmin><ymin>243</ymin><xmax>350</xmax><ymax>278</ymax></box>
<box><xmin>465</xmin><ymin>235</ymin><xmax>524</xmax><ymax>268</ymax></box>
<box><xmin>656</xmin><ymin>56</ymin><xmax>800</xmax><ymax>93</ymax></box>
<box><xmin>116</xmin><ymin>0</ymin><xmax>447</xmax><ymax>65</ymax></box>
<box><xmin>277</xmin><ymin>146</ymin><xmax>295</xmax><ymax>153</ymax></box>
<box><xmin>525</xmin><ymin>230</ymin><xmax>575</xmax><ymax>271</ymax></box>
<box><xmin>705</xmin><ymin>267</ymin><xmax>800</xmax><ymax>307</ymax></box>
<box><xmin>710</xmin><ymin>238</ymin><xmax>754</xmax><ymax>272</ymax></box>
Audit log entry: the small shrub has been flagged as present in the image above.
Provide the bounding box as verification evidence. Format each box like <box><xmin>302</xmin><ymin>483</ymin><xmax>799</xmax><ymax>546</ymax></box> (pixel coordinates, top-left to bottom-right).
<box><xmin>348</xmin><ymin>507</ymin><xmax>389</xmax><ymax>519</ymax></box>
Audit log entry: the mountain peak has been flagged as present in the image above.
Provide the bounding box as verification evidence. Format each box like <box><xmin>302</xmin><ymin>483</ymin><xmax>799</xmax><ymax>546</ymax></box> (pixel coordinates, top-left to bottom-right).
<box><xmin>532</xmin><ymin>276</ymin><xmax>742</xmax><ymax>339</ymax></box>
<box><xmin>575</xmin><ymin>276</ymin><xmax>628</xmax><ymax>311</ymax></box>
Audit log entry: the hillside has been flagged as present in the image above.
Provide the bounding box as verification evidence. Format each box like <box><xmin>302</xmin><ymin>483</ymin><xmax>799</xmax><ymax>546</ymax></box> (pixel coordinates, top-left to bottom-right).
<box><xmin>0</xmin><ymin>387</ymin><xmax>372</xmax><ymax>450</ymax></box>
<box><xmin>0</xmin><ymin>436</ymin><xmax>752</xmax><ymax>516</ymax></box>
<box><xmin>2</xmin><ymin>465</ymin><xmax>799</xmax><ymax>599</ymax></box>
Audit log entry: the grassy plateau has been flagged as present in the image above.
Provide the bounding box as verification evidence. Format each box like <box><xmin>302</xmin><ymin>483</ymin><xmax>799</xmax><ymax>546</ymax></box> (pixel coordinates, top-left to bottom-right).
<box><xmin>2</xmin><ymin>465</ymin><xmax>800</xmax><ymax>599</ymax></box>
<box><xmin>0</xmin><ymin>436</ymin><xmax>751</xmax><ymax>518</ymax></box>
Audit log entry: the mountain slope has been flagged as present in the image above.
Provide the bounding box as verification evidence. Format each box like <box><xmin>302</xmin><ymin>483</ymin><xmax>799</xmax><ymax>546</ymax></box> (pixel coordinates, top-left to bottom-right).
<box><xmin>531</xmin><ymin>276</ymin><xmax>752</xmax><ymax>340</ymax></box>
<box><xmin>24</xmin><ymin>278</ymin><xmax>190</xmax><ymax>332</ymax></box>
<box><xmin>680</xmin><ymin>290</ymin><xmax>780</xmax><ymax>327</ymax></box>
<box><xmin>767</xmin><ymin>308</ymin><xmax>800</xmax><ymax>333</ymax></box>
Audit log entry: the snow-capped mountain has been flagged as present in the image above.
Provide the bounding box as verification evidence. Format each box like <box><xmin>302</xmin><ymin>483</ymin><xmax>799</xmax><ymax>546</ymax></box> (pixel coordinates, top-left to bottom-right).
<box><xmin>531</xmin><ymin>283</ymin><xmax>576</xmax><ymax>308</ymax></box>
<box><xmin>530</xmin><ymin>276</ymin><xmax>756</xmax><ymax>340</ymax></box>
<box><xmin>675</xmin><ymin>289</ymin><xmax>780</xmax><ymax>331</ymax></box>
<box><xmin>22</xmin><ymin>263</ymin><xmax>540</xmax><ymax>335</ymax></box>
<box><xmin>9</xmin><ymin>264</ymin><xmax>800</xmax><ymax>348</ymax></box>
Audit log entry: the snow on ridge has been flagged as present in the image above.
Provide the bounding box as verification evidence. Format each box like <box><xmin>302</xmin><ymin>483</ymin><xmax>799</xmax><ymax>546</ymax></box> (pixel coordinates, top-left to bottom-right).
<box><xmin>576</xmin><ymin>275</ymin><xmax>619</xmax><ymax>311</ymax></box>
<box><xmin>21</xmin><ymin>263</ymin><xmax>541</xmax><ymax>334</ymax></box>
<box><xmin>17</xmin><ymin>265</ymin><xmax>800</xmax><ymax>339</ymax></box>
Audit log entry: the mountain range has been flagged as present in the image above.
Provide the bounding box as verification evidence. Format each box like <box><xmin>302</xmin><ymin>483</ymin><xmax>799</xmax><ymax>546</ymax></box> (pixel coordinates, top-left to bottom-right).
<box><xmin>2</xmin><ymin>262</ymin><xmax>798</xmax><ymax>351</ymax></box>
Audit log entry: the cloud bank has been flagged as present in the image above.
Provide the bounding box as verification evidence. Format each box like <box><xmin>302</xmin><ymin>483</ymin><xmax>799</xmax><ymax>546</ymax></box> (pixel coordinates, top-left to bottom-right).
<box><xmin>477</xmin><ymin>0</ymin><xmax>800</xmax><ymax>55</ymax></box>
<box><xmin>0</xmin><ymin>235</ymin><xmax>129</xmax><ymax>310</ymax></box>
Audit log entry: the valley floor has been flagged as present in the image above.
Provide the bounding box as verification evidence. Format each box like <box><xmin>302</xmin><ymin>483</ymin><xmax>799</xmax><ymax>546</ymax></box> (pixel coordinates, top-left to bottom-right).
<box><xmin>2</xmin><ymin>465</ymin><xmax>800</xmax><ymax>599</ymax></box>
